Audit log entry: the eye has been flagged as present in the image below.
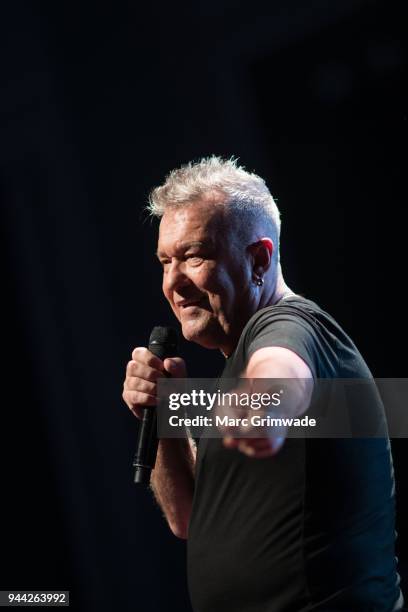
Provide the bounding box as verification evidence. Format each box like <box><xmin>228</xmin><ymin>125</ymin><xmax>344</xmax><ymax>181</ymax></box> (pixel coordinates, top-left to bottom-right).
<box><xmin>187</xmin><ymin>255</ymin><xmax>203</xmax><ymax>265</ymax></box>
<box><xmin>159</xmin><ymin>258</ymin><xmax>171</xmax><ymax>268</ymax></box>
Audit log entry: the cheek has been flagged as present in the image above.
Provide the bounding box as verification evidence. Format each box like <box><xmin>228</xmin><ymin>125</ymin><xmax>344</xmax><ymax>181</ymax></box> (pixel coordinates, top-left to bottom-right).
<box><xmin>162</xmin><ymin>278</ymin><xmax>169</xmax><ymax>300</ymax></box>
<box><xmin>162</xmin><ymin>278</ymin><xmax>174</xmax><ymax>307</ymax></box>
<box><xmin>216</xmin><ymin>267</ymin><xmax>249</xmax><ymax>309</ymax></box>
<box><xmin>162</xmin><ymin>278</ymin><xmax>183</xmax><ymax>321</ymax></box>
<box><xmin>206</xmin><ymin>271</ymin><xmax>237</xmax><ymax>307</ymax></box>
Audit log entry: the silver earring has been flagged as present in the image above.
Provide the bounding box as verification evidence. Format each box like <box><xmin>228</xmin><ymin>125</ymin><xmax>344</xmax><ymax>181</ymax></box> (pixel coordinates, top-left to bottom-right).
<box><xmin>255</xmin><ymin>276</ymin><xmax>264</xmax><ymax>287</ymax></box>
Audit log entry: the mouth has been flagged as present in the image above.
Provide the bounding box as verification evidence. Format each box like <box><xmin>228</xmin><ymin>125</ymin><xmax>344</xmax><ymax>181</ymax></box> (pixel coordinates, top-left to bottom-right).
<box><xmin>176</xmin><ymin>297</ymin><xmax>207</xmax><ymax>310</ymax></box>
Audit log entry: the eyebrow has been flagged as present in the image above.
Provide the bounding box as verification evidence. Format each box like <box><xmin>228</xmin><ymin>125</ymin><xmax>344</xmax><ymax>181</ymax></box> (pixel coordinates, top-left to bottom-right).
<box><xmin>156</xmin><ymin>240</ymin><xmax>212</xmax><ymax>259</ymax></box>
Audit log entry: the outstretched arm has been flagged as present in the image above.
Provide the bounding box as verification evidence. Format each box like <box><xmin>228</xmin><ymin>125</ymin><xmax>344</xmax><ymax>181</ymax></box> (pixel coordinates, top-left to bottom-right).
<box><xmin>223</xmin><ymin>346</ymin><xmax>314</xmax><ymax>458</ymax></box>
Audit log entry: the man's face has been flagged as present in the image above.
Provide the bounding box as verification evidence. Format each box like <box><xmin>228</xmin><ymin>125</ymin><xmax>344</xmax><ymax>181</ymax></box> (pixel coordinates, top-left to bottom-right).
<box><xmin>157</xmin><ymin>201</ymin><xmax>252</xmax><ymax>354</ymax></box>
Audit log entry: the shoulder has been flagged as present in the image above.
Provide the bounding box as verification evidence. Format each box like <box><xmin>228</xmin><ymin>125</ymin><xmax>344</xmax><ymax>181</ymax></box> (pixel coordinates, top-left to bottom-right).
<box><xmin>244</xmin><ymin>295</ymin><xmax>328</xmax><ymax>348</ymax></box>
<box><xmin>241</xmin><ymin>295</ymin><xmax>365</xmax><ymax>379</ymax></box>
<box><xmin>223</xmin><ymin>295</ymin><xmax>369</xmax><ymax>379</ymax></box>
<box><xmin>246</xmin><ymin>295</ymin><xmax>325</xmax><ymax>332</ymax></box>
<box><xmin>243</xmin><ymin>295</ymin><xmax>325</xmax><ymax>379</ymax></box>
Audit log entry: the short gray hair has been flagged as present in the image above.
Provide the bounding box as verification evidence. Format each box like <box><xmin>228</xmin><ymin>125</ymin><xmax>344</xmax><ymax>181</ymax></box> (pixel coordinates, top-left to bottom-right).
<box><xmin>148</xmin><ymin>155</ymin><xmax>281</xmax><ymax>258</ymax></box>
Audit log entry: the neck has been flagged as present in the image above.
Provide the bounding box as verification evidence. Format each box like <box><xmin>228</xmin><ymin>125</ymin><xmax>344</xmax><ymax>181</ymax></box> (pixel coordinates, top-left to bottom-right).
<box><xmin>261</xmin><ymin>264</ymin><xmax>294</xmax><ymax>308</ymax></box>
<box><xmin>220</xmin><ymin>266</ymin><xmax>294</xmax><ymax>358</ymax></box>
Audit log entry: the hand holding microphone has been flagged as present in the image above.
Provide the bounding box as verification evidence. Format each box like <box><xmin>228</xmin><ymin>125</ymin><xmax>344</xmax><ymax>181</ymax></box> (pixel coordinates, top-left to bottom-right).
<box><xmin>122</xmin><ymin>327</ymin><xmax>186</xmax><ymax>484</ymax></box>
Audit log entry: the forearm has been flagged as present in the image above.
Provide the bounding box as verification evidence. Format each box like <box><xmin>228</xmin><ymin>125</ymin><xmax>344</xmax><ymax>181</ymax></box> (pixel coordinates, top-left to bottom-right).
<box><xmin>245</xmin><ymin>347</ymin><xmax>314</xmax><ymax>417</ymax></box>
<box><xmin>150</xmin><ymin>438</ymin><xmax>195</xmax><ymax>539</ymax></box>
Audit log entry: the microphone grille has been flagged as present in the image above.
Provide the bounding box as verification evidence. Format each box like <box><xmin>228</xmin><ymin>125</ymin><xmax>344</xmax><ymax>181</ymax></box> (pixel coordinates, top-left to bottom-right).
<box><xmin>148</xmin><ymin>326</ymin><xmax>178</xmax><ymax>347</ymax></box>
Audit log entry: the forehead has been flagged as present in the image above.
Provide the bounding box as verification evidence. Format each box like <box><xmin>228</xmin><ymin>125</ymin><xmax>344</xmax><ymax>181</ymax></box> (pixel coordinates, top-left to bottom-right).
<box><xmin>157</xmin><ymin>203</ymin><xmax>224</xmax><ymax>253</ymax></box>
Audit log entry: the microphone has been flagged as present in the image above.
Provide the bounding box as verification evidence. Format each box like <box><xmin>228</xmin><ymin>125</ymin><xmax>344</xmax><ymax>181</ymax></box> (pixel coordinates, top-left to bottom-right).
<box><xmin>133</xmin><ymin>326</ymin><xmax>178</xmax><ymax>485</ymax></box>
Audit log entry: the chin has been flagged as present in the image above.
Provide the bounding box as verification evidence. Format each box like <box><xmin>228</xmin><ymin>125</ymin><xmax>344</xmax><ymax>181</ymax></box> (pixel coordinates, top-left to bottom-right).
<box><xmin>181</xmin><ymin>318</ymin><xmax>221</xmax><ymax>349</ymax></box>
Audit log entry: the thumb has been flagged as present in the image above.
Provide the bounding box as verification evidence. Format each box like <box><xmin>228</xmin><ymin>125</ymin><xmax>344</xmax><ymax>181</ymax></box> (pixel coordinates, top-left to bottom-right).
<box><xmin>163</xmin><ymin>357</ymin><xmax>187</xmax><ymax>378</ymax></box>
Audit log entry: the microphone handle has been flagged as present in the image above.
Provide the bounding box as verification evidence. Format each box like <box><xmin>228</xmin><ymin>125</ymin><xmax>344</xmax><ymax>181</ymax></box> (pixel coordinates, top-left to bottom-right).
<box><xmin>133</xmin><ymin>406</ymin><xmax>159</xmax><ymax>484</ymax></box>
<box><xmin>133</xmin><ymin>337</ymin><xmax>176</xmax><ymax>484</ymax></box>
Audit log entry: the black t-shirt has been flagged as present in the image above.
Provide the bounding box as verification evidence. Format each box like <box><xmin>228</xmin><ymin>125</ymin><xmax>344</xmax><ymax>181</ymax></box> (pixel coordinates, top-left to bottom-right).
<box><xmin>187</xmin><ymin>296</ymin><xmax>403</xmax><ymax>612</ymax></box>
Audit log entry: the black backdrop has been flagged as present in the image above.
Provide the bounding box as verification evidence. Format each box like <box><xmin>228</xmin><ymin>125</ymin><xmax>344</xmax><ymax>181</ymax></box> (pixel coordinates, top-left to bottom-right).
<box><xmin>1</xmin><ymin>1</ymin><xmax>407</xmax><ymax>611</ymax></box>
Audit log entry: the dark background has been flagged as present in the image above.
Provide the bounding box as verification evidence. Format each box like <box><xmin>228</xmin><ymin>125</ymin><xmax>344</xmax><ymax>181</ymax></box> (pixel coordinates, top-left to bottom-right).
<box><xmin>1</xmin><ymin>0</ymin><xmax>407</xmax><ymax>610</ymax></box>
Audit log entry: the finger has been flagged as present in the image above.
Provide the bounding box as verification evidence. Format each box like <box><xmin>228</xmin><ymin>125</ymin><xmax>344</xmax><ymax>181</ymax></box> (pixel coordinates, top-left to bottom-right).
<box><xmin>131</xmin><ymin>347</ymin><xmax>165</xmax><ymax>371</ymax></box>
<box><xmin>241</xmin><ymin>438</ymin><xmax>285</xmax><ymax>457</ymax></box>
<box><xmin>248</xmin><ymin>448</ymin><xmax>276</xmax><ymax>459</ymax></box>
<box><xmin>126</xmin><ymin>360</ymin><xmax>164</xmax><ymax>382</ymax></box>
<box><xmin>122</xmin><ymin>389</ymin><xmax>157</xmax><ymax>410</ymax></box>
<box><xmin>223</xmin><ymin>437</ymin><xmax>282</xmax><ymax>458</ymax></box>
<box><xmin>223</xmin><ymin>436</ymin><xmax>268</xmax><ymax>450</ymax></box>
<box><xmin>223</xmin><ymin>436</ymin><xmax>240</xmax><ymax>449</ymax></box>
<box><xmin>269</xmin><ymin>436</ymin><xmax>285</xmax><ymax>453</ymax></box>
<box><xmin>124</xmin><ymin>377</ymin><xmax>156</xmax><ymax>396</ymax></box>
<box><xmin>243</xmin><ymin>438</ymin><xmax>272</xmax><ymax>450</ymax></box>
<box><xmin>163</xmin><ymin>357</ymin><xmax>187</xmax><ymax>378</ymax></box>
<box><xmin>238</xmin><ymin>441</ymin><xmax>256</xmax><ymax>456</ymax></box>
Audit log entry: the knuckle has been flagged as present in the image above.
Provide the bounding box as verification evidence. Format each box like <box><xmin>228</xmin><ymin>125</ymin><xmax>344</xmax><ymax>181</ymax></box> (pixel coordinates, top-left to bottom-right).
<box><xmin>122</xmin><ymin>390</ymin><xmax>133</xmax><ymax>409</ymax></box>
<box><xmin>126</xmin><ymin>360</ymin><xmax>136</xmax><ymax>375</ymax></box>
<box><xmin>145</xmin><ymin>353</ymin><xmax>161</xmax><ymax>369</ymax></box>
<box><xmin>147</xmin><ymin>368</ymin><xmax>162</xmax><ymax>382</ymax></box>
<box><xmin>124</xmin><ymin>377</ymin><xmax>135</xmax><ymax>391</ymax></box>
<box><xmin>128</xmin><ymin>391</ymin><xmax>140</xmax><ymax>406</ymax></box>
<box><xmin>131</xmin><ymin>390</ymin><xmax>151</xmax><ymax>406</ymax></box>
<box><xmin>141</xmin><ymin>379</ymin><xmax>156</xmax><ymax>395</ymax></box>
<box><xmin>131</xmin><ymin>346</ymin><xmax>148</xmax><ymax>361</ymax></box>
<box><xmin>132</xmin><ymin>347</ymin><xmax>162</xmax><ymax>369</ymax></box>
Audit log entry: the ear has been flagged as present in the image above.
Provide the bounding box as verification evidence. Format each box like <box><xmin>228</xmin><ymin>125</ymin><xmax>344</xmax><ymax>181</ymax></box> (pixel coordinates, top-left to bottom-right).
<box><xmin>247</xmin><ymin>238</ymin><xmax>273</xmax><ymax>275</ymax></box>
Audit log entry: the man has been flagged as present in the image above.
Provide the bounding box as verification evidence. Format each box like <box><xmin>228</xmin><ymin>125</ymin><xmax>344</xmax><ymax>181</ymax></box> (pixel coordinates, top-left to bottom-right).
<box><xmin>122</xmin><ymin>157</ymin><xmax>403</xmax><ymax>611</ymax></box>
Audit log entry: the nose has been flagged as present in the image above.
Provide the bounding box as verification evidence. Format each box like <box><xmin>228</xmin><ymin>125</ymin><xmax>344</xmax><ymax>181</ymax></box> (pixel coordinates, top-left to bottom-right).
<box><xmin>163</xmin><ymin>259</ymin><xmax>191</xmax><ymax>294</ymax></box>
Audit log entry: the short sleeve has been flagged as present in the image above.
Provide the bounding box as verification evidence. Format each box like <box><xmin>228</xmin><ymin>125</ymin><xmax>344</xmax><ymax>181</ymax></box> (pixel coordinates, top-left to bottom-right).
<box><xmin>245</xmin><ymin>309</ymin><xmax>325</xmax><ymax>381</ymax></box>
